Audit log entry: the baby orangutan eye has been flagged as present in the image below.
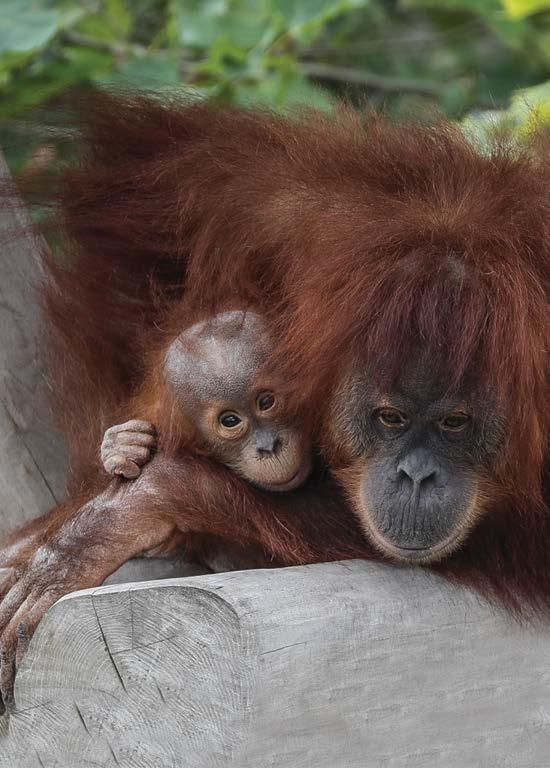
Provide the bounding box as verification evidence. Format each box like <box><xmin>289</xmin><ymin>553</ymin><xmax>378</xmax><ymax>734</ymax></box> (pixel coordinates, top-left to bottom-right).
<box><xmin>440</xmin><ymin>412</ymin><xmax>470</xmax><ymax>432</ymax></box>
<box><xmin>257</xmin><ymin>392</ymin><xmax>275</xmax><ymax>411</ymax></box>
<box><xmin>219</xmin><ymin>412</ymin><xmax>242</xmax><ymax>428</ymax></box>
<box><xmin>376</xmin><ymin>408</ymin><xmax>409</xmax><ymax>429</ymax></box>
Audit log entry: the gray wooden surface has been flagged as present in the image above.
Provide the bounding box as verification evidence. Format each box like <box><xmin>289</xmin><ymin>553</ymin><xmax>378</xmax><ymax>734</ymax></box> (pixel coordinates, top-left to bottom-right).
<box><xmin>0</xmin><ymin>154</ymin><xmax>67</xmax><ymax>532</ymax></box>
<box><xmin>1</xmin><ymin>559</ymin><xmax>549</xmax><ymax>768</ymax></box>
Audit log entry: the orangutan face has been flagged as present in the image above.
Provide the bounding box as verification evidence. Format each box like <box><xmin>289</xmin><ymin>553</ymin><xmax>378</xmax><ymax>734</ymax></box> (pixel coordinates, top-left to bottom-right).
<box><xmin>328</xmin><ymin>363</ymin><xmax>503</xmax><ymax>564</ymax></box>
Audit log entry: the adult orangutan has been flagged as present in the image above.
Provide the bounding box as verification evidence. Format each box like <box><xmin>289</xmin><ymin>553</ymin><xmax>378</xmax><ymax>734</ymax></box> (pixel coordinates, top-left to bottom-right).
<box><xmin>0</xmin><ymin>91</ymin><xmax>547</xmax><ymax>709</ymax></box>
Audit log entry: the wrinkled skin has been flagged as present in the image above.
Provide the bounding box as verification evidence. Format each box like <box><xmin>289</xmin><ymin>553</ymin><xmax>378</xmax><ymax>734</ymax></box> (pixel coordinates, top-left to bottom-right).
<box><xmin>0</xmin><ymin>454</ymin><xmax>355</xmax><ymax>711</ymax></box>
<box><xmin>0</xmin><ymin>470</ymin><xmax>177</xmax><ymax>709</ymax></box>
<box><xmin>101</xmin><ymin>419</ymin><xmax>157</xmax><ymax>479</ymax></box>
<box><xmin>328</xmin><ymin>364</ymin><xmax>502</xmax><ymax>564</ymax></box>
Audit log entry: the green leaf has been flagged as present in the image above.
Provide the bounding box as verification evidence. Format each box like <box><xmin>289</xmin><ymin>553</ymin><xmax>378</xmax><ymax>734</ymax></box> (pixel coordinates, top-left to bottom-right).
<box><xmin>275</xmin><ymin>0</ymin><xmax>369</xmax><ymax>42</ymax></box>
<box><xmin>0</xmin><ymin>1</ymin><xmax>82</xmax><ymax>54</ymax></box>
<box><xmin>508</xmin><ymin>79</ymin><xmax>550</xmax><ymax>127</ymax></box>
<box><xmin>0</xmin><ymin>37</ymin><xmax>115</xmax><ymax>121</ymax></box>
<box><xmin>62</xmin><ymin>43</ymin><xmax>114</xmax><ymax>80</ymax></box>
<box><xmin>462</xmin><ymin>78</ymin><xmax>550</xmax><ymax>147</ymax></box>
<box><xmin>103</xmin><ymin>0</ymin><xmax>132</xmax><ymax>36</ymax></box>
<box><xmin>278</xmin><ymin>72</ymin><xmax>333</xmax><ymax>109</ymax></box>
<box><xmin>173</xmin><ymin>0</ymin><xmax>267</xmax><ymax>50</ymax></box>
<box><xmin>0</xmin><ymin>50</ymin><xmax>31</xmax><ymax>83</ymax></box>
<box><xmin>501</xmin><ymin>0</ymin><xmax>550</xmax><ymax>18</ymax></box>
<box><xmin>0</xmin><ymin>55</ymin><xmax>96</xmax><ymax>120</ymax></box>
<box><xmin>100</xmin><ymin>53</ymin><xmax>181</xmax><ymax>87</ymax></box>
<box><xmin>403</xmin><ymin>0</ymin><xmax>532</xmax><ymax>48</ymax></box>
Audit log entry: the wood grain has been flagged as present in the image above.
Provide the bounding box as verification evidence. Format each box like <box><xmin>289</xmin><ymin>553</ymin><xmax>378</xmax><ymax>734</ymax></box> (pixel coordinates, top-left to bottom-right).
<box><xmin>0</xmin><ymin>153</ymin><xmax>67</xmax><ymax>534</ymax></box>
<box><xmin>1</xmin><ymin>559</ymin><xmax>549</xmax><ymax>767</ymax></box>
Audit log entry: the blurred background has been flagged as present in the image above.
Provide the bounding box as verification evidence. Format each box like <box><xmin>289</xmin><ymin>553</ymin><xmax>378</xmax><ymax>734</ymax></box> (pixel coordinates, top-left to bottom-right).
<box><xmin>1</xmin><ymin>0</ymin><xmax>550</xmax><ymax>173</ymax></box>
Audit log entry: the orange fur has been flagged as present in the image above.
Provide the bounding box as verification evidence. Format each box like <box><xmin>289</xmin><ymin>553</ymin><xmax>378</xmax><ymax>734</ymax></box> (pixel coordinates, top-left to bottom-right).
<box><xmin>2</xmin><ymin>90</ymin><xmax>548</xmax><ymax>614</ymax></box>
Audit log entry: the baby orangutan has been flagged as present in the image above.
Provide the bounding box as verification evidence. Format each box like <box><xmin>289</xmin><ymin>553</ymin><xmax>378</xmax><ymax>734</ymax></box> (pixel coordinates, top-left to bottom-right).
<box><xmin>102</xmin><ymin>309</ymin><xmax>313</xmax><ymax>490</ymax></box>
<box><xmin>0</xmin><ymin>311</ymin><xmax>321</xmax><ymax>708</ymax></box>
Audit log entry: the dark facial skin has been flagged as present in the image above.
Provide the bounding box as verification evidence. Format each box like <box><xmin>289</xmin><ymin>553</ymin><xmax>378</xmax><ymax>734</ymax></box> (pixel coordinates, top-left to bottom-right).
<box><xmin>329</xmin><ymin>363</ymin><xmax>504</xmax><ymax>563</ymax></box>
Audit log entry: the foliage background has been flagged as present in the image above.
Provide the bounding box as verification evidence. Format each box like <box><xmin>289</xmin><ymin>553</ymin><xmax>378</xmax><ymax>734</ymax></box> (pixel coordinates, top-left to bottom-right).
<box><xmin>1</xmin><ymin>0</ymin><xmax>550</xmax><ymax>172</ymax></box>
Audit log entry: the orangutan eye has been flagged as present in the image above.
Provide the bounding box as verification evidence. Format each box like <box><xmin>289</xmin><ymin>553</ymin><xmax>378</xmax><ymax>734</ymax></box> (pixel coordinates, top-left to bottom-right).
<box><xmin>257</xmin><ymin>392</ymin><xmax>275</xmax><ymax>411</ymax></box>
<box><xmin>219</xmin><ymin>412</ymin><xmax>242</xmax><ymax>429</ymax></box>
<box><xmin>440</xmin><ymin>412</ymin><xmax>470</xmax><ymax>432</ymax></box>
<box><xmin>377</xmin><ymin>408</ymin><xmax>409</xmax><ymax>429</ymax></box>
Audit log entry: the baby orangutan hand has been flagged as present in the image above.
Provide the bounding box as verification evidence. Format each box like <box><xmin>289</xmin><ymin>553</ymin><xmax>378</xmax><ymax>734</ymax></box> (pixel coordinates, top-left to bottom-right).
<box><xmin>101</xmin><ymin>419</ymin><xmax>156</xmax><ymax>479</ymax></box>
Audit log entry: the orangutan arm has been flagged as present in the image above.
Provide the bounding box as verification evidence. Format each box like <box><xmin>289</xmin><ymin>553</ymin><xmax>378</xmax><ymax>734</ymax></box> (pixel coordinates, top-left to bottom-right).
<box><xmin>0</xmin><ymin>463</ymin><xmax>179</xmax><ymax>709</ymax></box>
<box><xmin>0</xmin><ymin>452</ymin><xmax>365</xmax><ymax>709</ymax></box>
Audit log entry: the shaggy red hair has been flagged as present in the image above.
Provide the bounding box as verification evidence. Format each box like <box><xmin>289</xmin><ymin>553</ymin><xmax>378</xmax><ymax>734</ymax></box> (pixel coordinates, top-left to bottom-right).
<box><xmin>13</xmin><ymin>90</ymin><xmax>550</xmax><ymax>614</ymax></box>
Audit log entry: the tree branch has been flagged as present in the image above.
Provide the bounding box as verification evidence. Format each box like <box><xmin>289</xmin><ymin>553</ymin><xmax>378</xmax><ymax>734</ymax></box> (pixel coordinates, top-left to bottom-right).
<box><xmin>298</xmin><ymin>62</ymin><xmax>442</xmax><ymax>96</ymax></box>
<box><xmin>59</xmin><ymin>31</ymin><xmax>147</xmax><ymax>58</ymax></box>
<box><xmin>58</xmin><ymin>32</ymin><xmax>443</xmax><ymax>98</ymax></box>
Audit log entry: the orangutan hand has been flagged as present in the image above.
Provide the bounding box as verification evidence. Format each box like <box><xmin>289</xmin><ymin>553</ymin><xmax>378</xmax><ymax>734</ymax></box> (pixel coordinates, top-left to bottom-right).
<box><xmin>0</xmin><ymin>471</ymin><xmax>177</xmax><ymax>712</ymax></box>
<box><xmin>0</xmin><ymin>547</ymin><xmax>92</xmax><ymax>711</ymax></box>
<box><xmin>101</xmin><ymin>419</ymin><xmax>156</xmax><ymax>479</ymax></box>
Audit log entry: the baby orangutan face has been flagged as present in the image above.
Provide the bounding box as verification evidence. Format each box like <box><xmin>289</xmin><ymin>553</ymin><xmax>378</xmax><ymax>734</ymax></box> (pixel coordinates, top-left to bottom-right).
<box><xmin>101</xmin><ymin>311</ymin><xmax>313</xmax><ymax>491</ymax></box>
<box><xmin>192</xmin><ymin>386</ymin><xmax>311</xmax><ymax>491</ymax></box>
<box><xmin>164</xmin><ymin>311</ymin><xmax>312</xmax><ymax>492</ymax></box>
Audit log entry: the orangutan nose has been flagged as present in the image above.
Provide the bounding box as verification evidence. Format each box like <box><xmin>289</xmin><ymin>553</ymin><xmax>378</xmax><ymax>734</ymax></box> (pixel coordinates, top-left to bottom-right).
<box><xmin>256</xmin><ymin>433</ymin><xmax>282</xmax><ymax>457</ymax></box>
<box><xmin>397</xmin><ymin>449</ymin><xmax>438</xmax><ymax>488</ymax></box>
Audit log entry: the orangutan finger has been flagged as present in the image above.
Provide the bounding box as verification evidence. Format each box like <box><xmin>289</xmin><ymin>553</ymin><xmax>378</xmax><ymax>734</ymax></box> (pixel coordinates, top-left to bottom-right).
<box><xmin>115</xmin><ymin>431</ymin><xmax>156</xmax><ymax>448</ymax></box>
<box><xmin>0</xmin><ymin>634</ymin><xmax>18</xmax><ymax>712</ymax></box>
<box><xmin>0</xmin><ymin>569</ymin><xmax>17</xmax><ymax>602</ymax></box>
<box><xmin>108</xmin><ymin>444</ymin><xmax>151</xmax><ymax>463</ymax></box>
<box><xmin>15</xmin><ymin>591</ymin><xmax>62</xmax><ymax>671</ymax></box>
<box><xmin>1</xmin><ymin>590</ymin><xmax>62</xmax><ymax>710</ymax></box>
<box><xmin>113</xmin><ymin>419</ymin><xmax>156</xmax><ymax>435</ymax></box>
<box><xmin>0</xmin><ymin>581</ymin><xmax>28</xmax><ymax>635</ymax></box>
<box><xmin>104</xmin><ymin>456</ymin><xmax>141</xmax><ymax>479</ymax></box>
<box><xmin>15</xmin><ymin>622</ymin><xmax>30</xmax><ymax>671</ymax></box>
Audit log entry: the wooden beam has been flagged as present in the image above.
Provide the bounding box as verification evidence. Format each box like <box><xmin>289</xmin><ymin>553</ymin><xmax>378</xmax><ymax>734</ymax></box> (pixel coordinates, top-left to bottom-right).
<box><xmin>3</xmin><ymin>560</ymin><xmax>550</xmax><ymax>766</ymax></box>
<box><xmin>0</xmin><ymin>152</ymin><xmax>67</xmax><ymax>534</ymax></box>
